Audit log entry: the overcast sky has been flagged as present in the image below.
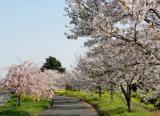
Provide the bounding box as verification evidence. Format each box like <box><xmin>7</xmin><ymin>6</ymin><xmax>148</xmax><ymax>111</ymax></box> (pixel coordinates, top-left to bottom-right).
<box><xmin>0</xmin><ymin>0</ymin><xmax>86</xmax><ymax>78</ymax></box>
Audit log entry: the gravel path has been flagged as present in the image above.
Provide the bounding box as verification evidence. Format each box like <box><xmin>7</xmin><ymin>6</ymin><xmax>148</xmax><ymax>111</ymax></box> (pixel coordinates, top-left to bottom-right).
<box><xmin>39</xmin><ymin>95</ymin><xmax>99</xmax><ymax>116</ymax></box>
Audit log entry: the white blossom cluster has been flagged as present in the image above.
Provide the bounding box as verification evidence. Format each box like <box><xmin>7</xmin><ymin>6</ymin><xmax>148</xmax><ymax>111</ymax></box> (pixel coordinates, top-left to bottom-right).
<box><xmin>65</xmin><ymin>0</ymin><xmax>160</xmax><ymax>111</ymax></box>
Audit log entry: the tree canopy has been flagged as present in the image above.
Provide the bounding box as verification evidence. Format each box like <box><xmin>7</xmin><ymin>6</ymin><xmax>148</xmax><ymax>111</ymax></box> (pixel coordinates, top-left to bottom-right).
<box><xmin>41</xmin><ymin>56</ymin><xmax>65</xmax><ymax>73</ymax></box>
<box><xmin>65</xmin><ymin>0</ymin><xmax>160</xmax><ymax>112</ymax></box>
<box><xmin>1</xmin><ymin>61</ymin><xmax>53</xmax><ymax>106</ymax></box>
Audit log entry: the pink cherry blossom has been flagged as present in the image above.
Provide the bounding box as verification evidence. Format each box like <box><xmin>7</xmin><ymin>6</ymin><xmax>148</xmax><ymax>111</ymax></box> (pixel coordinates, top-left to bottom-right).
<box><xmin>2</xmin><ymin>61</ymin><xmax>53</xmax><ymax>101</ymax></box>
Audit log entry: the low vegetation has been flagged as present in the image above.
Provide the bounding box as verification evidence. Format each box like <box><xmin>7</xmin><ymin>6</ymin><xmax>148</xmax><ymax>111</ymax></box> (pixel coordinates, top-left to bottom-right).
<box><xmin>0</xmin><ymin>94</ymin><xmax>50</xmax><ymax>116</ymax></box>
<box><xmin>57</xmin><ymin>90</ymin><xmax>160</xmax><ymax>116</ymax></box>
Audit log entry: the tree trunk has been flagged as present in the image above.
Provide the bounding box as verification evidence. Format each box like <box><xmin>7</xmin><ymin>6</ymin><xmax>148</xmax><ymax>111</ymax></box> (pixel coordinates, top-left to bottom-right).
<box><xmin>127</xmin><ymin>97</ymin><xmax>131</xmax><ymax>112</ymax></box>
<box><xmin>78</xmin><ymin>87</ymin><xmax>81</xmax><ymax>92</ymax></box>
<box><xmin>17</xmin><ymin>95</ymin><xmax>21</xmax><ymax>106</ymax></box>
<box><xmin>98</xmin><ymin>85</ymin><xmax>102</xmax><ymax>97</ymax></box>
<box><xmin>110</xmin><ymin>83</ymin><xmax>114</xmax><ymax>100</ymax></box>
<box><xmin>120</xmin><ymin>84</ymin><xmax>132</xmax><ymax>112</ymax></box>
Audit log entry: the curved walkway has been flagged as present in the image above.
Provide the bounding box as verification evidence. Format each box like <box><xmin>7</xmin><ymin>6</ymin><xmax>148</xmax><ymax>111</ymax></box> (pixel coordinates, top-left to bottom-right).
<box><xmin>39</xmin><ymin>95</ymin><xmax>99</xmax><ymax>116</ymax></box>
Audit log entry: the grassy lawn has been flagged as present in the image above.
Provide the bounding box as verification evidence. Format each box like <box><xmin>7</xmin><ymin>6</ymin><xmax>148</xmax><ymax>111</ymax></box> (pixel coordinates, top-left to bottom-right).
<box><xmin>57</xmin><ymin>90</ymin><xmax>160</xmax><ymax>116</ymax></box>
<box><xmin>0</xmin><ymin>95</ymin><xmax>50</xmax><ymax>116</ymax></box>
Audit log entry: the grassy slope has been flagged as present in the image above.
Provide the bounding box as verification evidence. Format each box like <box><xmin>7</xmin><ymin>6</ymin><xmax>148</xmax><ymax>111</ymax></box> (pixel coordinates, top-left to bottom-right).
<box><xmin>57</xmin><ymin>90</ymin><xmax>159</xmax><ymax>116</ymax></box>
<box><xmin>0</xmin><ymin>95</ymin><xmax>50</xmax><ymax>116</ymax></box>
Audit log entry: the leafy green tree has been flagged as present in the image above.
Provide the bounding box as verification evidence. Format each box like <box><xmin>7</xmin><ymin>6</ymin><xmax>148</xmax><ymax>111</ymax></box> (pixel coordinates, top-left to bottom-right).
<box><xmin>41</xmin><ymin>56</ymin><xmax>65</xmax><ymax>73</ymax></box>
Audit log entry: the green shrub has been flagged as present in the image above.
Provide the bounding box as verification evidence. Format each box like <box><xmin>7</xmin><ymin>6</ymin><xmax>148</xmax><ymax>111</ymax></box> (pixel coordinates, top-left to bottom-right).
<box><xmin>154</xmin><ymin>98</ymin><xmax>160</xmax><ymax>108</ymax></box>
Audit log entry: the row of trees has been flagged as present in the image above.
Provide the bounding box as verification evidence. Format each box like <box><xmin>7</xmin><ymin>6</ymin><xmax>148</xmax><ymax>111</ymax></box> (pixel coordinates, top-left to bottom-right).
<box><xmin>64</xmin><ymin>0</ymin><xmax>160</xmax><ymax>112</ymax></box>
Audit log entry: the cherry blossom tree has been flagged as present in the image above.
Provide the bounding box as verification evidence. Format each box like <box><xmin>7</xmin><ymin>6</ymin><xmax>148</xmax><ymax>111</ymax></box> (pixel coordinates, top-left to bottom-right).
<box><xmin>65</xmin><ymin>0</ymin><xmax>160</xmax><ymax>112</ymax></box>
<box><xmin>73</xmin><ymin>38</ymin><xmax>160</xmax><ymax>111</ymax></box>
<box><xmin>44</xmin><ymin>70</ymin><xmax>67</xmax><ymax>90</ymax></box>
<box><xmin>2</xmin><ymin>61</ymin><xmax>53</xmax><ymax>106</ymax></box>
<box><xmin>75</xmin><ymin>56</ymin><xmax>105</xmax><ymax>97</ymax></box>
<box><xmin>44</xmin><ymin>69</ymin><xmax>80</xmax><ymax>91</ymax></box>
<box><xmin>0</xmin><ymin>79</ymin><xmax>4</xmax><ymax>90</ymax></box>
<box><xmin>66</xmin><ymin>0</ymin><xmax>160</xmax><ymax>53</ymax></box>
<box><xmin>65</xmin><ymin>0</ymin><xmax>160</xmax><ymax>66</ymax></box>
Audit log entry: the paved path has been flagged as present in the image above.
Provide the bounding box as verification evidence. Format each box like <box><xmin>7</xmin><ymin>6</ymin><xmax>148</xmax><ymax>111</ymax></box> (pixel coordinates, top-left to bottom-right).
<box><xmin>39</xmin><ymin>96</ymin><xmax>99</xmax><ymax>116</ymax></box>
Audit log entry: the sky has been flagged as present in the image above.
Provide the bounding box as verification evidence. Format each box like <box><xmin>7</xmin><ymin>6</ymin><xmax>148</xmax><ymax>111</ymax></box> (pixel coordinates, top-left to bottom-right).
<box><xmin>0</xmin><ymin>0</ymin><xmax>86</xmax><ymax>78</ymax></box>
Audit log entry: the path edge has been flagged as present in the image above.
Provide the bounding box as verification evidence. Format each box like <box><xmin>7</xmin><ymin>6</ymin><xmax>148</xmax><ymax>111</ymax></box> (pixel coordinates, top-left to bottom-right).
<box><xmin>57</xmin><ymin>94</ymin><xmax>104</xmax><ymax>116</ymax></box>
<box><xmin>78</xmin><ymin>98</ymin><xmax>104</xmax><ymax>116</ymax></box>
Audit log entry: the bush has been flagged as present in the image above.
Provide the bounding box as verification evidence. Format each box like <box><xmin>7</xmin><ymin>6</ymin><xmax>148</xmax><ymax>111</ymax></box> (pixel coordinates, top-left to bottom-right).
<box><xmin>141</xmin><ymin>96</ymin><xmax>157</xmax><ymax>105</ymax></box>
<box><xmin>140</xmin><ymin>93</ymin><xmax>160</xmax><ymax>108</ymax></box>
<box><xmin>154</xmin><ymin>98</ymin><xmax>160</xmax><ymax>108</ymax></box>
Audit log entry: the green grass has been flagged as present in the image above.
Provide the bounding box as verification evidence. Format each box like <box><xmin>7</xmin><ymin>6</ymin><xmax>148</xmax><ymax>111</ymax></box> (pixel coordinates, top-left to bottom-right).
<box><xmin>57</xmin><ymin>90</ymin><xmax>159</xmax><ymax>116</ymax></box>
<box><xmin>0</xmin><ymin>95</ymin><xmax>50</xmax><ymax>116</ymax></box>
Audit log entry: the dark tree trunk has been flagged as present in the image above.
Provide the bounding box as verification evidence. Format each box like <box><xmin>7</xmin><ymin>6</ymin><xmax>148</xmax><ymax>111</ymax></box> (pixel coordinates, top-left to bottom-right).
<box><xmin>120</xmin><ymin>84</ymin><xmax>132</xmax><ymax>112</ymax></box>
<box><xmin>17</xmin><ymin>95</ymin><xmax>21</xmax><ymax>106</ymax></box>
<box><xmin>127</xmin><ymin>97</ymin><xmax>131</xmax><ymax>112</ymax></box>
<box><xmin>98</xmin><ymin>85</ymin><xmax>102</xmax><ymax>97</ymax></box>
<box><xmin>50</xmin><ymin>98</ymin><xmax>53</xmax><ymax>107</ymax></box>
<box><xmin>78</xmin><ymin>87</ymin><xmax>81</xmax><ymax>92</ymax></box>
